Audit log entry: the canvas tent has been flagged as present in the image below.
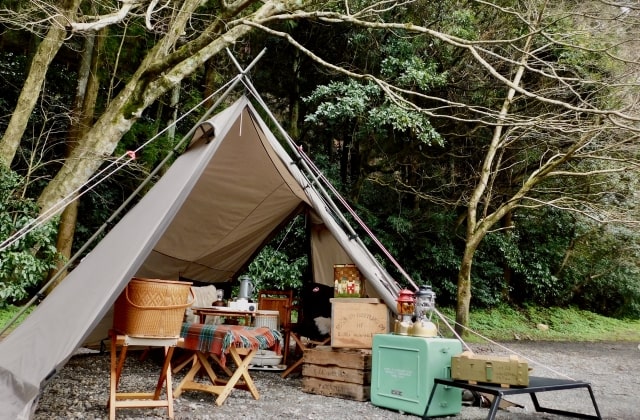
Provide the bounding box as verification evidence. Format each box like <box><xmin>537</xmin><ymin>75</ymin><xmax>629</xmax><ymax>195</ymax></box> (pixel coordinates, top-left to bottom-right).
<box><xmin>0</xmin><ymin>95</ymin><xmax>401</xmax><ymax>418</ymax></box>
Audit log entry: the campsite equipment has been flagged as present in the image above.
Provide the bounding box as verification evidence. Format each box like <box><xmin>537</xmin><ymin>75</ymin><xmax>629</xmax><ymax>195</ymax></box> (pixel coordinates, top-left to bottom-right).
<box><xmin>254</xmin><ymin>310</ymin><xmax>279</xmax><ymax>330</ymax></box>
<box><xmin>394</xmin><ymin>288</ymin><xmax>416</xmax><ymax>335</ymax></box>
<box><xmin>251</xmin><ymin>349</ymin><xmax>283</xmax><ymax>367</ymax></box>
<box><xmin>371</xmin><ymin>334</ymin><xmax>462</xmax><ymax>416</ymax></box>
<box><xmin>330</xmin><ymin>298</ymin><xmax>389</xmax><ymax>348</ymax></box>
<box><xmin>212</xmin><ymin>289</ymin><xmax>225</xmax><ymax>306</ymax></box>
<box><xmin>256</xmin><ymin>290</ymin><xmax>295</xmax><ymax>364</ymax></box>
<box><xmin>302</xmin><ymin>346</ymin><xmax>372</xmax><ymax>401</ymax></box>
<box><xmin>451</xmin><ymin>351</ymin><xmax>530</xmax><ymax>386</ymax></box>
<box><xmin>108</xmin><ymin>331</ymin><xmax>178</xmax><ymax>419</ymax></box>
<box><xmin>112</xmin><ymin>278</ymin><xmax>193</xmax><ymax>338</ymax></box>
<box><xmin>238</xmin><ymin>275</ymin><xmax>255</xmax><ymax>300</ymax></box>
<box><xmin>411</xmin><ymin>285</ymin><xmax>438</xmax><ymax>337</ymax></box>
<box><xmin>0</xmin><ymin>54</ymin><xmax>403</xmax><ymax>417</ymax></box>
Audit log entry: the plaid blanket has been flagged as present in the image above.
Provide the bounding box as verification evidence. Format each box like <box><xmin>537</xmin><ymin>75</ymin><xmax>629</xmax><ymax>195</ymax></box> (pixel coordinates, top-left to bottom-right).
<box><xmin>180</xmin><ymin>322</ymin><xmax>282</xmax><ymax>366</ymax></box>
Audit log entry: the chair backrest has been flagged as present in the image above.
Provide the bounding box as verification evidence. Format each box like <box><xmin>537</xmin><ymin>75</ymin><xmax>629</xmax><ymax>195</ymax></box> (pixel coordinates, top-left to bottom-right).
<box><xmin>257</xmin><ymin>290</ymin><xmax>294</xmax><ymax>330</ymax></box>
<box><xmin>185</xmin><ymin>285</ymin><xmax>218</xmax><ymax>324</ymax></box>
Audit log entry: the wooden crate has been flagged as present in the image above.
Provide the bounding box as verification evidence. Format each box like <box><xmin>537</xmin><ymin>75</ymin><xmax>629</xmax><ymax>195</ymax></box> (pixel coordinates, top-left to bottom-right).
<box><xmin>302</xmin><ymin>346</ymin><xmax>372</xmax><ymax>401</ymax></box>
<box><xmin>451</xmin><ymin>351</ymin><xmax>530</xmax><ymax>386</ymax></box>
<box><xmin>330</xmin><ymin>298</ymin><xmax>389</xmax><ymax>348</ymax></box>
<box><xmin>302</xmin><ymin>377</ymin><xmax>370</xmax><ymax>401</ymax></box>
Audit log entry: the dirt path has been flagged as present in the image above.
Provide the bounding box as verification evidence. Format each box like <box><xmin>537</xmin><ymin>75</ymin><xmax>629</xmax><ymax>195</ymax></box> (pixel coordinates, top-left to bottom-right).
<box><xmin>34</xmin><ymin>340</ymin><xmax>639</xmax><ymax>419</ymax></box>
<box><xmin>457</xmin><ymin>340</ymin><xmax>639</xmax><ymax>419</ymax></box>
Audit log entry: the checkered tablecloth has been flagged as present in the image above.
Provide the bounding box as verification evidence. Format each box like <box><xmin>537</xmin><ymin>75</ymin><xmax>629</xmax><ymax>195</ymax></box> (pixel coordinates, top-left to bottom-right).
<box><xmin>180</xmin><ymin>322</ymin><xmax>282</xmax><ymax>366</ymax></box>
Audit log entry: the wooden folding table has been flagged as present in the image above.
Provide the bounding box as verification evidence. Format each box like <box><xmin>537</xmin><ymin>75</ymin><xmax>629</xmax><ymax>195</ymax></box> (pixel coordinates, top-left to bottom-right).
<box><xmin>173</xmin><ymin>322</ymin><xmax>282</xmax><ymax>405</ymax></box>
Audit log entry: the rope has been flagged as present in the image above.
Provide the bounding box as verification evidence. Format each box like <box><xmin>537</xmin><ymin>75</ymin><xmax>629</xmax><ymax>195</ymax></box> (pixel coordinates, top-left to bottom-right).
<box><xmin>239</xmin><ymin>77</ymin><xmax>417</xmax><ymax>291</ymax></box>
<box><xmin>0</xmin><ymin>76</ymin><xmax>239</xmax><ymax>253</ymax></box>
<box><xmin>434</xmin><ymin>308</ymin><xmax>575</xmax><ymax>380</ymax></box>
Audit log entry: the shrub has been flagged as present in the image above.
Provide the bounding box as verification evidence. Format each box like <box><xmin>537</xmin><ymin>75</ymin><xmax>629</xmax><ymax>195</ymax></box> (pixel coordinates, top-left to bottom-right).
<box><xmin>0</xmin><ymin>165</ymin><xmax>60</xmax><ymax>305</ymax></box>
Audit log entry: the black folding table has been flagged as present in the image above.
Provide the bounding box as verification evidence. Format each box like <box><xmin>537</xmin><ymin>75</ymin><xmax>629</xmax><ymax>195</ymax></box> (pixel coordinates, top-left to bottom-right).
<box><xmin>423</xmin><ymin>376</ymin><xmax>602</xmax><ymax>420</ymax></box>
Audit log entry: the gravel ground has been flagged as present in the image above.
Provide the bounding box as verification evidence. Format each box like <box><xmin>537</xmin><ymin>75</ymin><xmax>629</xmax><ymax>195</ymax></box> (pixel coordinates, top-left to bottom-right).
<box><xmin>33</xmin><ymin>340</ymin><xmax>639</xmax><ymax>419</ymax></box>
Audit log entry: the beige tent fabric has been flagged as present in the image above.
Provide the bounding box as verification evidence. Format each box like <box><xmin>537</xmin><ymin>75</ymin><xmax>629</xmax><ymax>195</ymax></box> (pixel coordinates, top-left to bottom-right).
<box><xmin>136</xmin><ymin>105</ymin><xmax>309</xmax><ymax>282</ymax></box>
<box><xmin>0</xmin><ymin>96</ymin><xmax>400</xmax><ymax>418</ymax></box>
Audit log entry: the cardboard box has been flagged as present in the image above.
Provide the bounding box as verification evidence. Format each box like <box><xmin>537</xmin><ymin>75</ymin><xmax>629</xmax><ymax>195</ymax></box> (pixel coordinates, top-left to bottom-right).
<box><xmin>330</xmin><ymin>298</ymin><xmax>389</xmax><ymax>348</ymax></box>
<box><xmin>451</xmin><ymin>351</ymin><xmax>529</xmax><ymax>386</ymax></box>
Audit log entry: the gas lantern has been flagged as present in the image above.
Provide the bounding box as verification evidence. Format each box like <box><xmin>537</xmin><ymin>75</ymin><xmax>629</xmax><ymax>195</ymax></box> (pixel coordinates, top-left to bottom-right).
<box><xmin>394</xmin><ymin>288</ymin><xmax>415</xmax><ymax>335</ymax></box>
<box><xmin>411</xmin><ymin>285</ymin><xmax>437</xmax><ymax>337</ymax></box>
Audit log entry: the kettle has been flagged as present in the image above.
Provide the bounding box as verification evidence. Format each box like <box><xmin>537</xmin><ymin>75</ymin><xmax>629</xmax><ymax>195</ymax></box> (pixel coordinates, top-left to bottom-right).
<box><xmin>238</xmin><ymin>275</ymin><xmax>255</xmax><ymax>300</ymax></box>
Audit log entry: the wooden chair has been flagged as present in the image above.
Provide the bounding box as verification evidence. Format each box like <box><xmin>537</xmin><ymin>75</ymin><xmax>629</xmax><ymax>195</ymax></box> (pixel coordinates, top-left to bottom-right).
<box><xmin>280</xmin><ymin>283</ymin><xmax>333</xmax><ymax>378</ymax></box>
<box><xmin>108</xmin><ymin>330</ymin><xmax>180</xmax><ymax>419</ymax></box>
<box><xmin>257</xmin><ymin>289</ymin><xmax>295</xmax><ymax>364</ymax></box>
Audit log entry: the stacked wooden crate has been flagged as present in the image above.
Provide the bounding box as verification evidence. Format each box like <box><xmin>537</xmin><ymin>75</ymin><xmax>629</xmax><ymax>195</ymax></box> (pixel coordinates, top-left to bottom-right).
<box><xmin>301</xmin><ymin>346</ymin><xmax>372</xmax><ymax>401</ymax></box>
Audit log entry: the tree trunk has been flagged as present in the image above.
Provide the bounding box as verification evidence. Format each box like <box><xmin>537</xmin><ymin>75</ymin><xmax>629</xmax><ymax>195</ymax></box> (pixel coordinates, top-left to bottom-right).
<box><xmin>37</xmin><ymin>0</ymin><xmax>299</xmax><ymax>215</ymax></box>
<box><xmin>455</xmin><ymin>232</ymin><xmax>483</xmax><ymax>335</ymax></box>
<box><xmin>0</xmin><ymin>0</ymin><xmax>81</xmax><ymax>167</ymax></box>
<box><xmin>289</xmin><ymin>48</ymin><xmax>301</xmax><ymax>140</ymax></box>
<box><xmin>204</xmin><ymin>60</ymin><xmax>223</xmax><ymax>110</ymax></box>
<box><xmin>454</xmin><ymin>5</ymin><xmax>543</xmax><ymax>332</ymax></box>
<box><xmin>48</xmin><ymin>32</ymin><xmax>102</xmax><ymax>289</ymax></box>
<box><xmin>501</xmin><ymin>210</ymin><xmax>514</xmax><ymax>302</ymax></box>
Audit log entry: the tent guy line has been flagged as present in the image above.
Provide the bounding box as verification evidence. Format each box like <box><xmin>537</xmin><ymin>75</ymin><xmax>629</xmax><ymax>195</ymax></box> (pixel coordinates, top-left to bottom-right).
<box><xmin>0</xmin><ymin>50</ymin><xmax>267</xmax><ymax>338</ymax></box>
<box><xmin>0</xmin><ymin>76</ymin><xmax>240</xmax><ymax>255</ymax></box>
<box><xmin>0</xmin><ymin>48</ymin><xmax>269</xmax><ymax>257</ymax></box>
<box><xmin>239</xmin><ymin>76</ymin><xmax>418</xmax><ymax>293</ymax></box>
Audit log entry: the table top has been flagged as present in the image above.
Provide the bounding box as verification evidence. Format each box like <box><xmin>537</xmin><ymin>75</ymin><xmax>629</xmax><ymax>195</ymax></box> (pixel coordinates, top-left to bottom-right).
<box><xmin>436</xmin><ymin>376</ymin><xmax>592</xmax><ymax>394</ymax></box>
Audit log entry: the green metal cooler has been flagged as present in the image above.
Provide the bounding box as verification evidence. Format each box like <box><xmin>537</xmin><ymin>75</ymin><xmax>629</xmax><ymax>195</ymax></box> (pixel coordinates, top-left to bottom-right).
<box><xmin>371</xmin><ymin>334</ymin><xmax>463</xmax><ymax>416</ymax></box>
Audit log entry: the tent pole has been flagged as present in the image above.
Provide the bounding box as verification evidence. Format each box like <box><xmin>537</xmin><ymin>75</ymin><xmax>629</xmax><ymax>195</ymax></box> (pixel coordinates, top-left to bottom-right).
<box><xmin>240</xmin><ymin>78</ymin><xmax>417</xmax><ymax>292</ymax></box>
<box><xmin>0</xmin><ymin>51</ymin><xmax>268</xmax><ymax>337</ymax></box>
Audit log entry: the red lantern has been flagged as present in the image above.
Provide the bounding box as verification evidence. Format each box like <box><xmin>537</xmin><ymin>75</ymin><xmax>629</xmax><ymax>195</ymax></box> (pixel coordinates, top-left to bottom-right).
<box><xmin>396</xmin><ymin>288</ymin><xmax>415</xmax><ymax>317</ymax></box>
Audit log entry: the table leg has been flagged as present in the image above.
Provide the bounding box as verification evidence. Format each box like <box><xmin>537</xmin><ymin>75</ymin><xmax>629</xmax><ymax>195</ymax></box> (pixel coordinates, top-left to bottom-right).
<box><xmin>529</xmin><ymin>388</ymin><xmax>602</xmax><ymax>419</ymax></box>
<box><xmin>173</xmin><ymin>349</ymin><xmax>259</xmax><ymax>405</ymax></box>
<box><xmin>486</xmin><ymin>394</ymin><xmax>502</xmax><ymax>420</ymax></box>
<box><xmin>422</xmin><ymin>383</ymin><xmax>439</xmax><ymax>419</ymax></box>
<box><xmin>174</xmin><ymin>352</ymin><xmax>223</xmax><ymax>399</ymax></box>
<box><xmin>215</xmin><ymin>347</ymin><xmax>259</xmax><ymax>405</ymax></box>
<box><xmin>109</xmin><ymin>334</ymin><xmax>117</xmax><ymax>420</ymax></box>
<box><xmin>108</xmin><ymin>332</ymin><xmax>176</xmax><ymax>419</ymax></box>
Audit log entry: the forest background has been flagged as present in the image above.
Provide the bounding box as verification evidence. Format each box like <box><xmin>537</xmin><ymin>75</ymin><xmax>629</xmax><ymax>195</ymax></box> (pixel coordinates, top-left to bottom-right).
<box><xmin>1</xmin><ymin>0</ymin><xmax>639</xmax><ymax>335</ymax></box>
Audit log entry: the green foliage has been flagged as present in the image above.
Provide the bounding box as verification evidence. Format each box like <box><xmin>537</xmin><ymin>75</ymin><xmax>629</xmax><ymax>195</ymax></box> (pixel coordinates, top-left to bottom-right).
<box><xmin>304</xmin><ymin>37</ymin><xmax>446</xmax><ymax>147</ymax></box>
<box><xmin>304</xmin><ymin>80</ymin><xmax>380</xmax><ymax>124</ymax></box>
<box><xmin>0</xmin><ymin>166</ymin><xmax>60</xmax><ymax>305</ymax></box>
<box><xmin>437</xmin><ymin>305</ymin><xmax>640</xmax><ymax>342</ymax></box>
<box><xmin>465</xmin><ymin>209</ymin><xmax>640</xmax><ymax>318</ymax></box>
<box><xmin>380</xmin><ymin>40</ymin><xmax>448</xmax><ymax>91</ymax></box>
<box><xmin>247</xmin><ymin>246</ymin><xmax>306</xmax><ymax>292</ymax></box>
<box><xmin>0</xmin><ymin>304</ymin><xmax>33</xmax><ymax>332</ymax></box>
